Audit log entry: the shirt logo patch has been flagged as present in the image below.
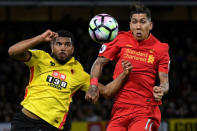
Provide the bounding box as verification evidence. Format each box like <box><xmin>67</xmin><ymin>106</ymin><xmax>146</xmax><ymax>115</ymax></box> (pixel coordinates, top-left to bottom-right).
<box><xmin>126</xmin><ymin>44</ymin><xmax>133</xmax><ymax>47</ymax></box>
<box><xmin>99</xmin><ymin>44</ymin><xmax>107</xmax><ymax>54</ymax></box>
<box><xmin>54</xmin><ymin>119</ymin><xmax>59</xmax><ymax>123</ymax></box>
<box><xmin>50</xmin><ymin>61</ymin><xmax>55</xmax><ymax>66</ymax></box>
<box><xmin>147</xmin><ymin>55</ymin><xmax>155</xmax><ymax>64</ymax></box>
<box><xmin>52</xmin><ymin>71</ymin><xmax>66</xmax><ymax>81</ymax></box>
<box><xmin>60</xmin><ymin>74</ymin><xmax>66</xmax><ymax>80</ymax></box>
<box><xmin>48</xmin><ymin>71</ymin><xmax>67</xmax><ymax>90</ymax></box>
<box><xmin>124</xmin><ymin>49</ymin><xmax>155</xmax><ymax>64</ymax></box>
<box><xmin>149</xmin><ymin>49</ymin><xmax>154</xmax><ymax>54</ymax></box>
<box><xmin>52</xmin><ymin>71</ymin><xmax>59</xmax><ymax>77</ymax></box>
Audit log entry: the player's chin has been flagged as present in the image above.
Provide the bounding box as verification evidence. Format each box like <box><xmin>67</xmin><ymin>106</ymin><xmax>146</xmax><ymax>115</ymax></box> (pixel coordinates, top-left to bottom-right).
<box><xmin>59</xmin><ymin>57</ymin><xmax>68</xmax><ymax>62</ymax></box>
<box><xmin>57</xmin><ymin>57</ymin><xmax>69</xmax><ymax>65</ymax></box>
<box><xmin>56</xmin><ymin>54</ymin><xmax>66</xmax><ymax>60</ymax></box>
<box><xmin>135</xmin><ymin>37</ymin><xmax>143</xmax><ymax>41</ymax></box>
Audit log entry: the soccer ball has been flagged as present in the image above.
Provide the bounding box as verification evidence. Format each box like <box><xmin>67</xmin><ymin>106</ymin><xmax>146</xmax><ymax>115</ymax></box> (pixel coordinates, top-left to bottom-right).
<box><xmin>88</xmin><ymin>13</ymin><xmax>118</xmax><ymax>43</ymax></box>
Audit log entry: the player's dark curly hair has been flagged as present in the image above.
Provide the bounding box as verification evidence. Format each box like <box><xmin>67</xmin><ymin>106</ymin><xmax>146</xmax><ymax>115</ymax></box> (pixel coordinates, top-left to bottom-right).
<box><xmin>56</xmin><ymin>30</ymin><xmax>75</xmax><ymax>46</ymax></box>
<box><xmin>130</xmin><ymin>4</ymin><xmax>151</xmax><ymax>21</ymax></box>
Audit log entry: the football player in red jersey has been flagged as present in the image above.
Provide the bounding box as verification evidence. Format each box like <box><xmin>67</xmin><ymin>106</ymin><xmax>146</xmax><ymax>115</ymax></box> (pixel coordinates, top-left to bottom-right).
<box><xmin>86</xmin><ymin>4</ymin><xmax>170</xmax><ymax>131</ymax></box>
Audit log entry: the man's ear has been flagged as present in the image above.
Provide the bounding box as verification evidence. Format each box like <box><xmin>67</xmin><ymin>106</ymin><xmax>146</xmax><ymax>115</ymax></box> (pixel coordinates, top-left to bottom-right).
<box><xmin>150</xmin><ymin>21</ymin><xmax>153</xmax><ymax>31</ymax></box>
<box><xmin>71</xmin><ymin>46</ymin><xmax>74</xmax><ymax>54</ymax></box>
<box><xmin>50</xmin><ymin>42</ymin><xmax>54</xmax><ymax>53</ymax></box>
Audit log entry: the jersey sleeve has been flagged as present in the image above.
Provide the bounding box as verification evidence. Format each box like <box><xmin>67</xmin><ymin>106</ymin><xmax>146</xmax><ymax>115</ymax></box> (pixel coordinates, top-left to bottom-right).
<box><xmin>80</xmin><ymin>71</ymin><xmax>90</xmax><ymax>92</ymax></box>
<box><xmin>98</xmin><ymin>37</ymin><xmax>120</xmax><ymax>61</ymax></box>
<box><xmin>24</xmin><ymin>49</ymin><xmax>43</xmax><ymax>67</ymax></box>
<box><xmin>158</xmin><ymin>44</ymin><xmax>170</xmax><ymax>74</ymax></box>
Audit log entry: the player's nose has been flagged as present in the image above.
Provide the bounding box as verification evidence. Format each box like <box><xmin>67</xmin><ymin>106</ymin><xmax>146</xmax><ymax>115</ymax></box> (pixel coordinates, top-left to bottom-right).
<box><xmin>136</xmin><ymin>23</ymin><xmax>141</xmax><ymax>29</ymax></box>
<box><xmin>60</xmin><ymin>45</ymin><xmax>67</xmax><ymax>51</ymax></box>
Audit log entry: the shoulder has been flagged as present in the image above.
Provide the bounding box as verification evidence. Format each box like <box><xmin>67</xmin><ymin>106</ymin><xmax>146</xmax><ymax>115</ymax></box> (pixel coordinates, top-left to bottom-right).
<box><xmin>70</xmin><ymin>58</ymin><xmax>85</xmax><ymax>73</ymax></box>
<box><xmin>151</xmin><ymin>35</ymin><xmax>169</xmax><ymax>51</ymax></box>
<box><xmin>74</xmin><ymin>60</ymin><xmax>84</xmax><ymax>70</ymax></box>
<box><xmin>154</xmin><ymin>42</ymin><xmax>169</xmax><ymax>57</ymax></box>
<box><xmin>103</xmin><ymin>31</ymin><xmax>130</xmax><ymax>46</ymax></box>
<box><xmin>29</xmin><ymin>49</ymin><xmax>47</xmax><ymax>56</ymax></box>
<box><xmin>157</xmin><ymin>42</ymin><xmax>169</xmax><ymax>51</ymax></box>
<box><xmin>24</xmin><ymin>49</ymin><xmax>48</xmax><ymax>66</ymax></box>
<box><xmin>72</xmin><ymin>59</ymin><xmax>90</xmax><ymax>79</ymax></box>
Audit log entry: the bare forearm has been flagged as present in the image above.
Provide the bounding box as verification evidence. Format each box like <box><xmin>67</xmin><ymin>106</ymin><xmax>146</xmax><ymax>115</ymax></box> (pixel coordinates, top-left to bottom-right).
<box><xmin>90</xmin><ymin>57</ymin><xmax>108</xmax><ymax>79</ymax></box>
<box><xmin>160</xmin><ymin>82</ymin><xmax>169</xmax><ymax>94</ymax></box>
<box><xmin>8</xmin><ymin>35</ymin><xmax>43</xmax><ymax>57</ymax></box>
<box><xmin>85</xmin><ymin>57</ymin><xmax>110</xmax><ymax>103</ymax></box>
<box><xmin>99</xmin><ymin>60</ymin><xmax>132</xmax><ymax>98</ymax></box>
<box><xmin>90</xmin><ymin>61</ymin><xmax>103</xmax><ymax>80</ymax></box>
<box><xmin>90</xmin><ymin>57</ymin><xmax>109</xmax><ymax>90</ymax></box>
<box><xmin>99</xmin><ymin>72</ymin><xmax>128</xmax><ymax>99</ymax></box>
<box><xmin>159</xmin><ymin>72</ymin><xmax>169</xmax><ymax>94</ymax></box>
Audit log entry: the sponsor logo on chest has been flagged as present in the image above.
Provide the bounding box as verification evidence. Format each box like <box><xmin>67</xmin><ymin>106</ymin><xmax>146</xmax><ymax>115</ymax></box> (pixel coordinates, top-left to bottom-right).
<box><xmin>123</xmin><ymin>48</ymin><xmax>155</xmax><ymax>64</ymax></box>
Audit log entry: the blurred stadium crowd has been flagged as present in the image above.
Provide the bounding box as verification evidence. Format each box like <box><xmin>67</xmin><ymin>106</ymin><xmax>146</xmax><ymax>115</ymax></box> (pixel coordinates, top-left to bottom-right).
<box><xmin>0</xmin><ymin>17</ymin><xmax>196</xmax><ymax>123</ymax></box>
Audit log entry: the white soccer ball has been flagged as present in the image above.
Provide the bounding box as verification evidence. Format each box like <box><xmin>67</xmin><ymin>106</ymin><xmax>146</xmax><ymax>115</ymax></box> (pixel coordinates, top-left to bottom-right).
<box><xmin>88</xmin><ymin>13</ymin><xmax>119</xmax><ymax>43</ymax></box>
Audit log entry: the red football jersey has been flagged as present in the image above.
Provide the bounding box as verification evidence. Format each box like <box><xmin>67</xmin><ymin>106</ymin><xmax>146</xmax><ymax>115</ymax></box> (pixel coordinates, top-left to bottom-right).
<box><xmin>99</xmin><ymin>31</ymin><xmax>170</xmax><ymax>105</ymax></box>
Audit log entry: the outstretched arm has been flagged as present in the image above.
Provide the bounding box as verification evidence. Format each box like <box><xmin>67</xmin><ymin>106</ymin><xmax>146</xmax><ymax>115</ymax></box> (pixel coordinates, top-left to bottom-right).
<box><xmin>85</xmin><ymin>56</ymin><xmax>110</xmax><ymax>103</ymax></box>
<box><xmin>8</xmin><ymin>30</ymin><xmax>57</xmax><ymax>61</ymax></box>
<box><xmin>153</xmin><ymin>72</ymin><xmax>169</xmax><ymax>101</ymax></box>
<box><xmin>98</xmin><ymin>60</ymin><xmax>132</xmax><ymax>99</ymax></box>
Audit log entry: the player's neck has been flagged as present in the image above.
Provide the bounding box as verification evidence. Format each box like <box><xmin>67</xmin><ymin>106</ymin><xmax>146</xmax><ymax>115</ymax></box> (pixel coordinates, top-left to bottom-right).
<box><xmin>137</xmin><ymin>33</ymin><xmax>151</xmax><ymax>43</ymax></box>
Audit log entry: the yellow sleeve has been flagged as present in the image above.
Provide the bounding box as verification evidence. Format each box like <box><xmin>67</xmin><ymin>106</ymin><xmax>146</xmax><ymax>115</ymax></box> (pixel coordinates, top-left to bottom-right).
<box><xmin>24</xmin><ymin>49</ymin><xmax>44</xmax><ymax>67</ymax></box>
<box><xmin>80</xmin><ymin>71</ymin><xmax>90</xmax><ymax>92</ymax></box>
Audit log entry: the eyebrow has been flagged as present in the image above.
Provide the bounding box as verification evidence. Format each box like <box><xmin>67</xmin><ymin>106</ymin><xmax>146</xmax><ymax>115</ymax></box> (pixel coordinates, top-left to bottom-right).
<box><xmin>132</xmin><ymin>17</ymin><xmax>147</xmax><ymax>19</ymax></box>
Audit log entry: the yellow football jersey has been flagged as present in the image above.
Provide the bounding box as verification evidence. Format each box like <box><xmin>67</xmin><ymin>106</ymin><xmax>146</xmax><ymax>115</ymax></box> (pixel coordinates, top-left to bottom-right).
<box><xmin>21</xmin><ymin>49</ymin><xmax>90</xmax><ymax>129</ymax></box>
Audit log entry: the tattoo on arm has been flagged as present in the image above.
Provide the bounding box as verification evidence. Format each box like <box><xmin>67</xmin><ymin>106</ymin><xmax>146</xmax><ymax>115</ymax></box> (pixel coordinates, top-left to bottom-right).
<box><xmin>91</xmin><ymin>56</ymin><xmax>109</xmax><ymax>78</ymax></box>
<box><xmin>99</xmin><ymin>56</ymin><xmax>110</xmax><ymax>66</ymax></box>
<box><xmin>159</xmin><ymin>72</ymin><xmax>169</xmax><ymax>94</ymax></box>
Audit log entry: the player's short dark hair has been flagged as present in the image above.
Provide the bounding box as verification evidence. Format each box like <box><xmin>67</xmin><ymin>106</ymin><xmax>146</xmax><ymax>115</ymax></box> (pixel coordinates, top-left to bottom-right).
<box><xmin>55</xmin><ymin>30</ymin><xmax>75</xmax><ymax>46</ymax></box>
<box><xmin>130</xmin><ymin>4</ymin><xmax>151</xmax><ymax>21</ymax></box>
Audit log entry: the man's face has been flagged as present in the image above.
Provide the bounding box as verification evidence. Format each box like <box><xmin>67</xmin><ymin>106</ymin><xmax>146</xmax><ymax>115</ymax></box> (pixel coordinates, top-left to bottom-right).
<box><xmin>51</xmin><ymin>37</ymin><xmax>74</xmax><ymax>64</ymax></box>
<box><xmin>130</xmin><ymin>13</ymin><xmax>153</xmax><ymax>42</ymax></box>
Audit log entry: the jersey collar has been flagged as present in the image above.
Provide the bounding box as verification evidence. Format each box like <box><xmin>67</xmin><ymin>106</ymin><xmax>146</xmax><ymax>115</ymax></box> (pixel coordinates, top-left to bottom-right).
<box><xmin>66</xmin><ymin>57</ymin><xmax>76</xmax><ymax>65</ymax></box>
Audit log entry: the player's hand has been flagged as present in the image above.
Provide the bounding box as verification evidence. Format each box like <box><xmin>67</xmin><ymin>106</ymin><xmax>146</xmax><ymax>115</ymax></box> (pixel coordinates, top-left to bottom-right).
<box><xmin>153</xmin><ymin>86</ymin><xmax>164</xmax><ymax>101</ymax></box>
<box><xmin>85</xmin><ymin>85</ymin><xmax>100</xmax><ymax>104</ymax></box>
<box><xmin>121</xmin><ymin>60</ymin><xmax>132</xmax><ymax>76</ymax></box>
<box><xmin>40</xmin><ymin>30</ymin><xmax>58</xmax><ymax>42</ymax></box>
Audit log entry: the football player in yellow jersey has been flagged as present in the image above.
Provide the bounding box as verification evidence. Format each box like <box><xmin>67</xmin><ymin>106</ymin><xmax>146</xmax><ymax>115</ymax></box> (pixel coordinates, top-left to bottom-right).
<box><xmin>8</xmin><ymin>29</ymin><xmax>132</xmax><ymax>131</ymax></box>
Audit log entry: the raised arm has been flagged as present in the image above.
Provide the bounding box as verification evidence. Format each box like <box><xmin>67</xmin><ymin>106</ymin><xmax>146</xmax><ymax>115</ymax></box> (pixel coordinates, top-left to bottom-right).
<box><xmin>85</xmin><ymin>56</ymin><xmax>110</xmax><ymax>103</ymax></box>
<box><xmin>98</xmin><ymin>60</ymin><xmax>132</xmax><ymax>99</ymax></box>
<box><xmin>153</xmin><ymin>72</ymin><xmax>169</xmax><ymax>101</ymax></box>
<box><xmin>8</xmin><ymin>30</ymin><xmax>57</xmax><ymax>61</ymax></box>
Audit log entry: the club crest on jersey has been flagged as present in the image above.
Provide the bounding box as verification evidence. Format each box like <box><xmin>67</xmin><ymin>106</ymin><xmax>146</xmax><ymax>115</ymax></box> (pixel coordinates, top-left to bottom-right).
<box><xmin>147</xmin><ymin>55</ymin><xmax>155</xmax><ymax>64</ymax></box>
<box><xmin>99</xmin><ymin>44</ymin><xmax>107</xmax><ymax>54</ymax></box>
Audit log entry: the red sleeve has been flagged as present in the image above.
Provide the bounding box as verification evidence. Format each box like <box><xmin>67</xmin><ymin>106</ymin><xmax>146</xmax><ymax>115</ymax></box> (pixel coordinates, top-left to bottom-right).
<box><xmin>158</xmin><ymin>43</ymin><xmax>170</xmax><ymax>73</ymax></box>
<box><xmin>98</xmin><ymin>37</ymin><xmax>120</xmax><ymax>61</ymax></box>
